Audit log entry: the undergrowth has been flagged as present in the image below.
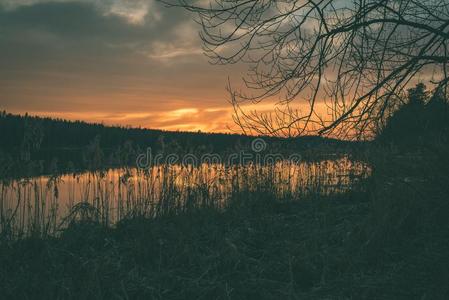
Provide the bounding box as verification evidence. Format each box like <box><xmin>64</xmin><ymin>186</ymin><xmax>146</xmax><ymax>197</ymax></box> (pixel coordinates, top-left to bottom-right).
<box><xmin>0</xmin><ymin>147</ymin><xmax>448</xmax><ymax>299</ymax></box>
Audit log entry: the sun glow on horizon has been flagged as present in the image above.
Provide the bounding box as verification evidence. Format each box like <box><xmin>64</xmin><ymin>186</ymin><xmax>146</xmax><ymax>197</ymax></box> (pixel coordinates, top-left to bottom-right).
<box><xmin>3</xmin><ymin>98</ymin><xmax>331</xmax><ymax>136</ymax></box>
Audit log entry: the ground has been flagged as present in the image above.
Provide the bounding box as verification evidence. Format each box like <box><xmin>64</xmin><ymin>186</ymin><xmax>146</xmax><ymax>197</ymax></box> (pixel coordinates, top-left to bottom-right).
<box><xmin>1</xmin><ymin>149</ymin><xmax>449</xmax><ymax>299</ymax></box>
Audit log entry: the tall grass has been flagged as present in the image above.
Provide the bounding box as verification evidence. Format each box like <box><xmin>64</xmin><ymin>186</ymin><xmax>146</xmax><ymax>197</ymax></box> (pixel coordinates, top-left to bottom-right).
<box><xmin>1</xmin><ymin>146</ymin><xmax>448</xmax><ymax>299</ymax></box>
<box><xmin>0</xmin><ymin>157</ymin><xmax>370</xmax><ymax>239</ymax></box>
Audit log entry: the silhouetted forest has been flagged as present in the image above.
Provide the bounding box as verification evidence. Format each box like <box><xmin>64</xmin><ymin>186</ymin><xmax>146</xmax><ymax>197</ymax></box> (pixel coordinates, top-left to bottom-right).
<box><xmin>1</xmin><ymin>84</ymin><xmax>448</xmax><ymax>178</ymax></box>
<box><xmin>378</xmin><ymin>84</ymin><xmax>449</xmax><ymax>148</ymax></box>
<box><xmin>0</xmin><ymin>111</ymin><xmax>356</xmax><ymax>178</ymax></box>
<box><xmin>2</xmin><ymin>84</ymin><xmax>448</xmax><ymax>178</ymax></box>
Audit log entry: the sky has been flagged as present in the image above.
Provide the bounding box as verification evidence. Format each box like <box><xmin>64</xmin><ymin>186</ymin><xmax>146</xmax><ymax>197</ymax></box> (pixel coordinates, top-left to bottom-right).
<box><xmin>0</xmin><ymin>0</ymin><xmax>251</xmax><ymax>132</ymax></box>
<box><xmin>0</xmin><ymin>0</ymin><xmax>441</xmax><ymax>138</ymax></box>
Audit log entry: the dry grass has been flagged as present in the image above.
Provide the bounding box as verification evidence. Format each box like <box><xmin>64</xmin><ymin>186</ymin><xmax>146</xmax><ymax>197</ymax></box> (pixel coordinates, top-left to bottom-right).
<box><xmin>0</xmin><ymin>147</ymin><xmax>448</xmax><ymax>299</ymax></box>
<box><xmin>0</xmin><ymin>157</ymin><xmax>369</xmax><ymax>239</ymax></box>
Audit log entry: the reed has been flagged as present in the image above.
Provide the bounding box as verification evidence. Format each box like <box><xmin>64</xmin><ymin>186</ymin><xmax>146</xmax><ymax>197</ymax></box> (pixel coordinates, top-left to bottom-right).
<box><xmin>1</xmin><ymin>146</ymin><xmax>448</xmax><ymax>299</ymax></box>
<box><xmin>0</xmin><ymin>157</ymin><xmax>370</xmax><ymax>239</ymax></box>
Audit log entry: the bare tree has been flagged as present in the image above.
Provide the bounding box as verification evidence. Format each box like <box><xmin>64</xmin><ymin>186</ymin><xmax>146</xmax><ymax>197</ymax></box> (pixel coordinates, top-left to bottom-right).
<box><xmin>163</xmin><ymin>0</ymin><xmax>449</xmax><ymax>139</ymax></box>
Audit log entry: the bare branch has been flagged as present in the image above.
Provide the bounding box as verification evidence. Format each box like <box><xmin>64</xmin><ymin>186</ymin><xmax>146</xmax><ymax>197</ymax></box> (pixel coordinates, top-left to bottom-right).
<box><xmin>162</xmin><ymin>0</ymin><xmax>449</xmax><ymax>139</ymax></box>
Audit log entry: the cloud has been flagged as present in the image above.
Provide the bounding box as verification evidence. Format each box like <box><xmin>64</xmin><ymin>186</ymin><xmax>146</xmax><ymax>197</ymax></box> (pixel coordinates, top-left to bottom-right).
<box><xmin>0</xmin><ymin>1</ymin><xmax>187</xmax><ymax>45</ymax></box>
<box><xmin>0</xmin><ymin>0</ymin><xmax>160</xmax><ymax>24</ymax></box>
<box><xmin>0</xmin><ymin>0</ymin><xmax>248</xmax><ymax>132</ymax></box>
<box><xmin>0</xmin><ymin>1</ymin><xmax>188</xmax><ymax>86</ymax></box>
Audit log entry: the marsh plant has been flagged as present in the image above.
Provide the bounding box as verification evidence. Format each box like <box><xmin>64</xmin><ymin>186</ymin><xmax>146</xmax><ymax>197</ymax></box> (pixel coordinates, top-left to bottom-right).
<box><xmin>0</xmin><ymin>153</ymin><xmax>370</xmax><ymax>239</ymax></box>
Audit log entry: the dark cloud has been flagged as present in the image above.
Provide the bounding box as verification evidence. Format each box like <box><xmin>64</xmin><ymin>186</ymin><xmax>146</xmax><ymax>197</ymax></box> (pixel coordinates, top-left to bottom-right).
<box><xmin>0</xmin><ymin>1</ymin><xmax>190</xmax><ymax>61</ymax></box>
<box><xmin>0</xmin><ymin>2</ymin><xmax>127</xmax><ymax>37</ymax></box>
<box><xmin>0</xmin><ymin>0</ymin><xmax>244</xmax><ymax>132</ymax></box>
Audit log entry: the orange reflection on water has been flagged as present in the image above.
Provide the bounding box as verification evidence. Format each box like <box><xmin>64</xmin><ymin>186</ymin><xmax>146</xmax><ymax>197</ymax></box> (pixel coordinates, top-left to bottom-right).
<box><xmin>0</xmin><ymin>157</ymin><xmax>370</xmax><ymax>237</ymax></box>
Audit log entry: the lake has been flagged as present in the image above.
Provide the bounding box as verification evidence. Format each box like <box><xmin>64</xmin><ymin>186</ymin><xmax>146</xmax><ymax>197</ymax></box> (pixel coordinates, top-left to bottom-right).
<box><xmin>0</xmin><ymin>157</ymin><xmax>370</xmax><ymax>237</ymax></box>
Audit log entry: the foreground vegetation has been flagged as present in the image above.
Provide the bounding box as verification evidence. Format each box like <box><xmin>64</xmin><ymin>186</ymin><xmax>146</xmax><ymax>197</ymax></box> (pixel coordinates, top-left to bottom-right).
<box><xmin>0</xmin><ymin>145</ymin><xmax>448</xmax><ymax>299</ymax></box>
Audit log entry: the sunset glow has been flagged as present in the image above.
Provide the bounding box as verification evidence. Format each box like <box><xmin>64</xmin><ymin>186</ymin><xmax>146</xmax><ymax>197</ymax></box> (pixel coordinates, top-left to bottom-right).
<box><xmin>0</xmin><ymin>0</ymin><xmax>332</xmax><ymax>134</ymax></box>
<box><xmin>0</xmin><ymin>0</ymin><xmax>232</xmax><ymax>132</ymax></box>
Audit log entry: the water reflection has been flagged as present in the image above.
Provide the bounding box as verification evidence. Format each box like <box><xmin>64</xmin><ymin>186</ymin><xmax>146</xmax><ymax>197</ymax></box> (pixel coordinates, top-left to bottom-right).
<box><xmin>0</xmin><ymin>157</ymin><xmax>370</xmax><ymax>237</ymax></box>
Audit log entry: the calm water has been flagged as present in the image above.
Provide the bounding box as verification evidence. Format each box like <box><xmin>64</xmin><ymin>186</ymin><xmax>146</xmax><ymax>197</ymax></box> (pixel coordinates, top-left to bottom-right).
<box><xmin>0</xmin><ymin>157</ymin><xmax>370</xmax><ymax>237</ymax></box>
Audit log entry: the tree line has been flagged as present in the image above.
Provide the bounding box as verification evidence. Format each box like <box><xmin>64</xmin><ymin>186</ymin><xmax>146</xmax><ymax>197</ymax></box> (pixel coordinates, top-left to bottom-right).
<box><xmin>0</xmin><ymin>111</ymin><xmax>352</xmax><ymax>178</ymax></box>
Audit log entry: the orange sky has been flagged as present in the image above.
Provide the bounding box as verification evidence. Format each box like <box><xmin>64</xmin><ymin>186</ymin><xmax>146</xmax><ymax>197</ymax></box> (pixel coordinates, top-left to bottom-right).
<box><xmin>0</xmin><ymin>0</ymin><xmax>331</xmax><ymax>134</ymax></box>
